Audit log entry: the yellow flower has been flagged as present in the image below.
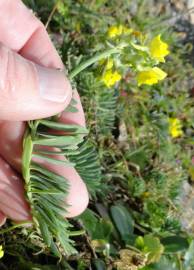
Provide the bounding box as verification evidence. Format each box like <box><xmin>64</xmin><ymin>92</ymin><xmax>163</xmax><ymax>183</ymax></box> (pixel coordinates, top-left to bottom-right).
<box><xmin>0</xmin><ymin>245</ymin><xmax>4</xmax><ymax>259</ymax></box>
<box><xmin>137</xmin><ymin>67</ymin><xmax>167</xmax><ymax>86</ymax></box>
<box><xmin>149</xmin><ymin>35</ymin><xmax>170</xmax><ymax>62</ymax></box>
<box><xmin>169</xmin><ymin>118</ymin><xmax>183</xmax><ymax>138</ymax></box>
<box><xmin>108</xmin><ymin>25</ymin><xmax>132</xmax><ymax>38</ymax></box>
<box><xmin>102</xmin><ymin>70</ymin><xmax>121</xmax><ymax>87</ymax></box>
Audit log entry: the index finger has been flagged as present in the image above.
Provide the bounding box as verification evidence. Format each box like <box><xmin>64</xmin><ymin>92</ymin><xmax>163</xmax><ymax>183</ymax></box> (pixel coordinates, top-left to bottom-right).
<box><xmin>0</xmin><ymin>0</ymin><xmax>63</xmax><ymax>68</ymax></box>
<box><xmin>0</xmin><ymin>0</ymin><xmax>85</xmax><ymax>126</ymax></box>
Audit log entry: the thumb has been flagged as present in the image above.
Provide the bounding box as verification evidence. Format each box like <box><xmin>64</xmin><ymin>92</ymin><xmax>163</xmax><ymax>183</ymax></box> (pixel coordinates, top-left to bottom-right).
<box><xmin>0</xmin><ymin>211</ymin><xmax>6</xmax><ymax>226</ymax></box>
<box><xmin>0</xmin><ymin>43</ymin><xmax>72</xmax><ymax>121</ymax></box>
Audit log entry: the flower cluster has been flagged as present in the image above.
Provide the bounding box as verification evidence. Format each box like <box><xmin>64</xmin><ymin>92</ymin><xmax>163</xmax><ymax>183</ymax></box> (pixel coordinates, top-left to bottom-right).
<box><xmin>101</xmin><ymin>25</ymin><xmax>170</xmax><ymax>88</ymax></box>
<box><xmin>102</xmin><ymin>69</ymin><xmax>121</xmax><ymax>88</ymax></box>
<box><xmin>100</xmin><ymin>58</ymin><xmax>121</xmax><ymax>87</ymax></box>
<box><xmin>137</xmin><ymin>35</ymin><xmax>169</xmax><ymax>86</ymax></box>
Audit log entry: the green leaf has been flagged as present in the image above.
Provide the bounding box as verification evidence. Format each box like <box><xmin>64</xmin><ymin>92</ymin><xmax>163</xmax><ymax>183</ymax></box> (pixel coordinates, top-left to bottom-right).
<box><xmin>93</xmin><ymin>259</ymin><xmax>106</xmax><ymax>270</ymax></box>
<box><xmin>184</xmin><ymin>240</ymin><xmax>194</xmax><ymax>268</ymax></box>
<box><xmin>161</xmin><ymin>236</ymin><xmax>189</xmax><ymax>253</ymax></box>
<box><xmin>33</xmin><ymin>149</ymin><xmax>75</xmax><ymax>156</ymax></box>
<box><xmin>32</xmin><ymin>153</ymin><xmax>74</xmax><ymax>166</ymax></box>
<box><xmin>78</xmin><ymin>209</ymin><xmax>98</xmax><ymax>237</ymax></box>
<box><xmin>50</xmin><ymin>240</ymin><xmax>61</xmax><ymax>258</ymax></box>
<box><xmin>110</xmin><ymin>205</ymin><xmax>134</xmax><ymax>243</ymax></box>
<box><xmin>22</xmin><ymin>132</ymin><xmax>33</xmax><ymax>182</ymax></box>
<box><xmin>68</xmin><ymin>140</ymin><xmax>102</xmax><ymax>196</ymax></box>
<box><xmin>126</xmin><ymin>148</ymin><xmax>148</xmax><ymax>170</ymax></box>
<box><xmin>143</xmin><ymin>235</ymin><xmax>164</xmax><ymax>264</ymax></box>
<box><xmin>65</xmin><ymin>105</ymin><xmax>79</xmax><ymax>113</ymax></box>
<box><xmin>39</xmin><ymin>120</ymin><xmax>88</xmax><ymax>134</ymax></box>
<box><xmin>34</xmin><ymin>135</ymin><xmax>84</xmax><ymax>147</ymax></box>
<box><xmin>37</xmin><ymin>214</ymin><xmax>52</xmax><ymax>247</ymax></box>
<box><xmin>71</xmin><ymin>98</ymin><xmax>78</xmax><ymax>105</ymax></box>
<box><xmin>131</xmin><ymin>42</ymin><xmax>148</xmax><ymax>52</ymax></box>
<box><xmin>140</xmin><ymin>255</ymin><xmax>180</xmax><ymax>270</ymax></box>
<box><xmin>92</xmin><ymin>219</ymin><xmax>113</xmax><ymax>241</ymax></box>
<box><xmin>31</xmin><ymin>177</ymin><xmax>64</xmax><ymax>193</ymax></box>
<box><xmin>30</xmin><ymin>163</ymin><xmax>70</xmax><ymax>184</ymax></box>
<box><xmin>31</xmin><ymin>189</ymin><xmax>63</xmax><ymax>194</ymax></box>
<box><xmin>135</xmin><ymin>236</ymin><xmax>145</xmax><ymax>249</ymax></box>
<box><xmin>36</xmin><ymin>206</ymin><xmax>57</xmax><ymax>229</ymax></box>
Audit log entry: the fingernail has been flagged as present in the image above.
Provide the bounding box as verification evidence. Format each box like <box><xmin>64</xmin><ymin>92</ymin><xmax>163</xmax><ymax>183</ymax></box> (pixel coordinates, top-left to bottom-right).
<box><xmin>36</xmin><ymin>64</ymin><xmax>71</xmax><ymax>103</ymax></box>
<box><xmin>0</xmin><ymin>211</ymin><xmax>6</xmax><ymax>226</ymax></box>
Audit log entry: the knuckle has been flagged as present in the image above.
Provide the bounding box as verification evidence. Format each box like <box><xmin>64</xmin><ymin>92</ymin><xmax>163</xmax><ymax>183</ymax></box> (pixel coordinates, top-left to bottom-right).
<box><xmin>0</xmin><ymin>44</ymin><xmax>17</xmax><ymax>99</ymax></box>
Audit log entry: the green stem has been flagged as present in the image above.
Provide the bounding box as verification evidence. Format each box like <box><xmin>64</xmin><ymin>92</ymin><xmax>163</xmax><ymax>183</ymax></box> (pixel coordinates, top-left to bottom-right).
<box><xmin>69</xmin><ymin>46</ymin><xmax>123</xmax><ymax>79</ymax></box>
<box><xmin>0</xmin><ymin>222</ymin><xmax>32</xmax><ymax>234</ymax></box>
<box><xmin>69</xmin><ymin>229</ymin><xmax>85</xmax><ymax>236</ymax></box>
<box><xmin>22</xmin><ymin>127</ymin><xmax>36</xmax><ymax>219</ymax></box>
<box><xmin>22</xmin><ymin>130</ymin><xmax>33</xmax><ymax>184</ymax></box>
<box><xmin>176</xmin><ymin>254</ymin><xmax>183</xmax><ymax>270</ymax></box>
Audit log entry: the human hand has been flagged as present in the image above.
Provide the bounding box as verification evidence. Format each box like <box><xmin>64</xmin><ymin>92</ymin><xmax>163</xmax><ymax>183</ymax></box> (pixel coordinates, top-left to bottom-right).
<box><xmin>0</xmin><ymin>0</ymin><xmax>88</xmax><ymax>226</ymax></box>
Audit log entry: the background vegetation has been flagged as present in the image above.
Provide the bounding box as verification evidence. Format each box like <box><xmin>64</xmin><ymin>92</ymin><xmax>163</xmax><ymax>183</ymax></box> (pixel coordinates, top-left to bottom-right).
<box><xmin>1</xmin><ymin>0</ymin><xmax>194</xmax><ymax>269</ymax></box>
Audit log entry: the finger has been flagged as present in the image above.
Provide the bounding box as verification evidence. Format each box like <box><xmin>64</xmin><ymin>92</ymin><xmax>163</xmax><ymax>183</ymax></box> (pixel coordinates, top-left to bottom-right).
<box><xmin>0</xmin><ymin>0</ymin><xmax>63</xmax><ymax>68</ymax></box>
<box><xmin>0</xmin><ymin>211</ymin><xmax>6</xmax><ymax>226</ymax></box>
<box><xmin>0</xmin><ymin>153</ymin><xmax>88</xmax><ymax>221</ymax></box>
<box><xmin>0</xmin><ymin>156</ymin><xmax>31</xmax><ymax>222</ymax></box>
<box><xmin>0</xmin><ymin>0</ymin><xmax>88</xmax><ymax>218</ymax></box>
<box><xmin>0</xmin><ymin>43</ymin><xmax>72</xmax><ymax>121</ymax></box>
<box><xmin>34</xmin><ymin>151</ymin><xmax>89</xmax><ymax>217</ymax></box>
<box><xmin>0</xmin><ymin>0</ymin><xmax>85</xmax><ymax>124</ymax></box>
<box><xmin>0</xmin><ymin>121</ymin><xmax>25</xmax><ymax>172</ymax></box>
<box><xmin>0</xmin><ymin>122</ymin><xmax>89</xmax><ymax>218</ymax></box>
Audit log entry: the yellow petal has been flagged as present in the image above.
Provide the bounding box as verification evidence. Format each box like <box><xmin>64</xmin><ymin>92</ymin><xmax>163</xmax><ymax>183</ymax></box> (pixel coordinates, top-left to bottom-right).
<box><xmin>107</xmin><ymin>25</ymin><xmax>131</xmax><ymax>38</ymax></box>
<box><xmin>137</xmin><ymin>67</ymin><xmax>167</xmax><ymax>86</ymax></box>
<box><xmin>0</xmin><ymin>246</ymin><xmax>4</xmax><ymax>259</ymax></box>
<box><xmin>152</xmin><ymin>67</ymin><xmax>167</xmax><ymax>80</ymax></box>
<box><xmin>102</xmin><ymin>70</ymin><xmax>121</xmax><ymax>87</ymax></box>
<box><xmin>108</xmin><ymin>25</ymin><xmax>123</xmax><ymax>38</ymax></box>
<box><xmin>149</xmin><ymin>35</ymin><xmax>170</xmax><ymax>62</ymax></box>
<box><xmin>168</xmin><ymin>118</ymin><xmax>183</xmax><ymax>138</ymax></box>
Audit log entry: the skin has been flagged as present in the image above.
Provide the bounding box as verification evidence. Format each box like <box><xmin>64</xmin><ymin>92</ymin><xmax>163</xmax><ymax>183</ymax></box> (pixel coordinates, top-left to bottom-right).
<box><xmin>0</xmin><ymin>0</ymin><xmax>89</xmax><ymax>226</ymax></box>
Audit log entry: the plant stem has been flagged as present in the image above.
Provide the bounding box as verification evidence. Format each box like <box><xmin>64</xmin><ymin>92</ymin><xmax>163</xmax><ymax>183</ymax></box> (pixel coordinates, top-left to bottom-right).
<box><xmin>45</xmin><ymin>0</ymin><xmax>61</xmax><ymax>29</ymax></box>
<box><xmin>0</xmin><ymin>222</ymin><xmax>32</xmax><ymax>234</ymax></box>
<box><xmin>69</xmin><ymin>46</ymin><xmax>123</xmax><ymax>79</ymax></box>
<box><xmin>69</xmin><ymin>229</ymin><xmax>85</xmax><ymax>236</ymax></box>
<box><xmin>176</xmin><ymin>254</ymin><xmax>183</xmax><ymax>270</ymax></box>
<box><xmin>22</xmin><ymin>130</ymin><xmax>33</xmax><ymax>184</ymax></box>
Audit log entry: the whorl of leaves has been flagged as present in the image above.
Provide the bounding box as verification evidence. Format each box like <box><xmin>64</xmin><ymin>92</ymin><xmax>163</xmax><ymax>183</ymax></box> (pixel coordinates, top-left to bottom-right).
<box><xmin>77</xmin><ymin>71</ymin><xmax>117</xmax><ymax>135</ymax></box>
<box><xmin>21</xmin><ymin>98</ymin><xmax>102</xmax><ymax>256</ymax></box>
<box><xmin>22</xmin><ymin>117</ymin><xmax>88</xmax><ymax>256</ymax></box>
<box><xmin>68</xmin><ymin>140</ymin><xmax>102</xmax><ymax>197</ymax></box>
